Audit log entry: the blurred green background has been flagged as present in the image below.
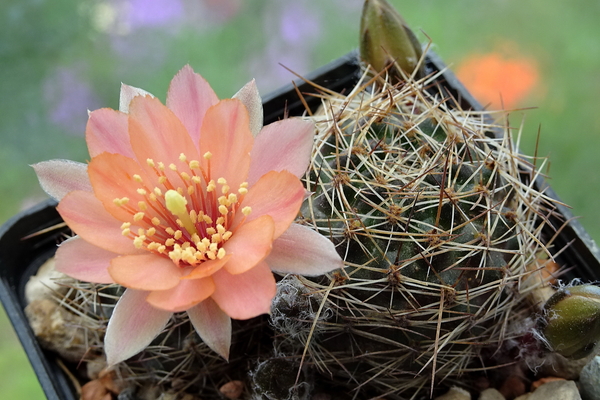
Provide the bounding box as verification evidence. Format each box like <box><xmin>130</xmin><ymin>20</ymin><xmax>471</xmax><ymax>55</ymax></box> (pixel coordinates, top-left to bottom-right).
<box><xmin>0</xmin><ymin>0</ymin><xmax>598</xmax><ymax>398</ymax></box>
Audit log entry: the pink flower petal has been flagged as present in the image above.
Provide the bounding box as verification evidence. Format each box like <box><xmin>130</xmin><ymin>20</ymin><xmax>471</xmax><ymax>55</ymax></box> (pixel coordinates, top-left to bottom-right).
<box><xmin>57</xmin><ymin>190</ymin><xmax>138</xmax><ymax>255</ymax></box>
<box><xmin>146</xmin><ymin>277</ymin><xmax>216</xmax><ymax>313</ymax></box>
<box><xmin>222</xmin><ymin>215</ymin><xmax>275</xmax><ymax>275</ymax></box>
<box><xmin>266</xmin><ymin>223</ymin><xmax>343</xmax><ymax>276</ymax></box>
<box><xmin>248</xmin><ymin>119</ymin><xmax>315</xmax><ymax>186</ymax></box>
<box><xmin>199</xmin><ymin>99</ymin><xmax>253</xmax><ymax>190</ymax></box>
<box><xmin>166</xmin><ymin>65</ymin><xmax>219</xmax><ymax>147</ymax></box>
<box><xmin>183</xmin><ymin>255</ymin><xmax>231</xmax><ymax>280</ymax></box>
<box><xmin>55</xmin><ymin>236</ymin><xmax>117</xmax><ymax>284</ymax></box>
<box><xmin>119</xmin><ymin>83</ymin><xmax>154</xmax><ymax>113</ymax></box>
<box><xmin>211</xmin><ymin>261</ymin><xmax>276</xmax><ymax>320</ymax></box>
<box><xmin>86</xmin><ymin>108</ymin><xmax>134</xmax><ymax>158</ymax></box>
<box><xmin>108</xmin><ymin>254</ymin><xmax>182</xmax><ymax>291</ymax></box>
<box><xmin>233</xmin><ymin>79</ymin><xmax>263</xmax><ymax>137</ymax></box>
<box><xmin>187</xmin><ymin>298</ymin><xmax>231</xmax><ymax>360</ymax></box>
<box><xmin>236</xmin><ymin>170</ymin><xmax>304</xmax><ymax>238</ymax></box>
<box><xmin>128</xmin><ymin>95</ymin><xmax>200</xmax><ymax>184</ymax></box>
<box><xmin>87</xmin><ymin>152</ymin><xmax>152</xmax><ymax>223</ymax></box>
<box><xmin>104</xmin><ymin>288</ymin><xmax>172</xmax><ymax>365</ymax></box>
<box><xmin>32</xmin><ymin>160</ymin><xmax>91</xmax><ymax>201</ymax></box>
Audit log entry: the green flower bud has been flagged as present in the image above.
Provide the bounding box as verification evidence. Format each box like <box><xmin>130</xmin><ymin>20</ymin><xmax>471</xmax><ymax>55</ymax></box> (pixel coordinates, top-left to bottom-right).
<box><xmin>359</xmin><ymin>0</ymin><xmax>424</xmax><ymax>81</ymax></box>
<box><xmin>540</xmin><ymin>284</ymin><xmax>600</xmax><ymax>359</ymax></box>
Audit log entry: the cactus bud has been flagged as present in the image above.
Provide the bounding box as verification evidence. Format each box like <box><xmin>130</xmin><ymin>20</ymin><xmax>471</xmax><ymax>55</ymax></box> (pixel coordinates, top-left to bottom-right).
<box><xmin>539</xmin><ymin>284</ymin><xmax>600</xmax><ymax>359</ymax></box>
<box><xmin>359</xmin><ymin>0</ymin><xmax>424</xmax><ymax>80</ymax></box>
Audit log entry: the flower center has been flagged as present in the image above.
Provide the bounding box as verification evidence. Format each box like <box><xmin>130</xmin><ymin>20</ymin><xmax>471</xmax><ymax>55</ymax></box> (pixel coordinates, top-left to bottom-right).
<box><xmin>113</xmin><ymin>152</ymin><xmax>251</xmax><ymax>266</ymax></box>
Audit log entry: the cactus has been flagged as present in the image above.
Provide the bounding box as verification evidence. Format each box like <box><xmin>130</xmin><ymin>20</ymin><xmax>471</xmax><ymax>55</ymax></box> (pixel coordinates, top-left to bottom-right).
<box><xmin>265</xmin><ymin>69</ymin><xmax>562</xmax><ymax>398</ymax></box>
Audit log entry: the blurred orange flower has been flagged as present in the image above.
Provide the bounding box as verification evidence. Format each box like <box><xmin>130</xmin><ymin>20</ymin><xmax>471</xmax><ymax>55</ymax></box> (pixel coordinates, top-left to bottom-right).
<box><xmin>456</xmin><ymin>48</ymin><xmax>540</xmax><ymax>109</ymax></box>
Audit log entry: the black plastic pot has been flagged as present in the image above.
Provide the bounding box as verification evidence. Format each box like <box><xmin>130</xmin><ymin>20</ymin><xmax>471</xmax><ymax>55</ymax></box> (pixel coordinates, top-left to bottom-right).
<box><xmin>1</xmin><ymin>51</ymin><xmax>599</xmax><ymax>400</ymax></box>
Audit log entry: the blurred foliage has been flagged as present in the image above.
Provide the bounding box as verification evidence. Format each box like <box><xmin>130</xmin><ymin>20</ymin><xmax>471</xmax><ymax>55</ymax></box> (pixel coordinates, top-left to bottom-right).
<box><xmin>0</xmin><ymin>0</ymin><xmax>598</xmax><ymax>398</ymax></box>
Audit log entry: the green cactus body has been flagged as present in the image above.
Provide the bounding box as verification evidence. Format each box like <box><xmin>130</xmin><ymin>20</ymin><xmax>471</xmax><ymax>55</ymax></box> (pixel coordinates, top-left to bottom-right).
<box><xmin>269</xmin><ymin>73</ymin><xmax>558</xmax><ymax>398</ymax></box>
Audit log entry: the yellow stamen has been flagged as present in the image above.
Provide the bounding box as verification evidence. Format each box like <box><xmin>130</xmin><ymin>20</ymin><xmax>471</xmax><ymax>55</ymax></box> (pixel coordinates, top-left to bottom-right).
<box><xmin>203</xmin><ymin>152</ymin><xmax>212</xmax><ymax>160</ymax></box>
<box><xmin>206</xmin><ymin>180</ymin><xmax>216</xmax><ymax>192</ymax></box>
<box><xmin>218</xmin><ymin>205</ymin><xmax>228</xmax><ymax>215</ymax></box>
<box><xmin>147</xmin><ymin>158</ymin><xmax>155</xmax><ymax>167</ymax></box>
<box><xmin>217</xmin><ymin>248</ymin><xmax>226</xmax><ymax>259</ymax></box>
<box><xmin>133</xmin><ymin>236</ymin><xmax>145</xmax><ymax>249</ymax></box>
<box><xmin>169</xmin><ymin>163</ymin><xmax>177</xmax><ymax>171</ymax></box>
<box><xmin>133</xmin><ymin>212</ymin><xmax>145</xmax><ymax>222</ymax></box>
<box><xmin>113</xmin><ymin>197</ymin><xmax>130</xmax><ymax>206</ymax></box>
<box><xmin>138</xmin><ymin>201</ymin><xmax>147</xmax><ymax>211</ymax></box>
<box><xmin>179</xmin><ymin>153</ymin><xmax>187</xmax><ymax>163</ymax></box>
<box><xmin>242</xmin><ymin>206</ymin><xmax>252</xmax><ymax>216</ymax></box>
<box><xmin>151</xmin><ymin>217</ymin><xmax>161</xmax><ymax>226</ymax></box>
<box><xmin>189</xmin><ymin>160</ymin><xmax>200</xmax><ymax>169</ymax></box>
<box><xmin>133</xmin><ymin>174</ymin><xmax>143</xmax><ymax>183</ymax></box>
<box><xmin>189</xmin><ymin>210</ymin><xmax>198</xmax><ymax>223</ymax></box>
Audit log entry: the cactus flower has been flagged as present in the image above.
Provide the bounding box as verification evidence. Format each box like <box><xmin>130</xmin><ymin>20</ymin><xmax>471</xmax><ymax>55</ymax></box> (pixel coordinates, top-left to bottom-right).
<box><xmin>540</xmin><ymin>284</ymin><xmax>600</xmax><ymax>358</ymax></box>
<box><xmin>33</xmin><ymin>65</ymin><xmax>343</xmax><ymax>365</ymax></box>
<box><xmin>359</xmin><ymin>0</ymin><xmax>424</xmax><ymax>80</ymax></box>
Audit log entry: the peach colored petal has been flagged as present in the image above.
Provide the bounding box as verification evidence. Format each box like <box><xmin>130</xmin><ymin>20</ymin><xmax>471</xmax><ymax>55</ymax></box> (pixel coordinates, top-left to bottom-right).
<box><xmin>88</xmin><ymin>152</ymin><xmax>152</xmax><ymax>222</ymax></box>
<box><xmin>32</xmin><ymin>160</ymin><xmax>91</xmax><ymax>201</ymax></box>
<box><xmin>235</xmin><ymin>170</ymin><xmax>304</xmax><ymax>238</ymax></box>
<box><xmin>211</xmin><ymin>261</ymin><xmax>276</xmax><ymax>320</ymax></box>
<box><xmin>266</xmin><ymin>223</ymin><xmax>343</xmax><ymax>276</ymax></box>
<box><xmin>183</xmin><ymin>255</ymin><xmax>231</xmax><ymax>280</ymax></box>
<box><xmin>57</xmin><ymin>190</ymin><xmax>137</xmax><ymax>255</ymax></box>
<box><xmin>199</xmin><ymin>99</ymin><xmax>253</xmax><ymax>190</ymax></box>
<box><xmin>119</xmin><ymin>83</ymin><xmax>154</xmax><ymax>113</ymax></box>
<box><xmin>233</xmin><ymin>79</ymin><xmax>263</xmax><ymax>137</ymax></box>
<box><xmin>108</xmin><ymin>254</ymin><xmax>182</xmax><ymax>291</ymax></box>
<box><xmin>146</xmin><ymin>277</ymin><xmax>216</xmax><ymax>312</ymax></box>
<box><xmin>187</xmin><ymin>298</ymin><xmax>231</xmax><ymax>360</ymax></box>
<box><xmin>128</xmin><ymin>95</ymin><xmax>200</xmax><ymax>185</ymax></box>
<box><xmin>104</xmin><ymin>288</ymin><xmax>172</xmax><ymax>365</ymax></box>
<box><xmin>166</xmin><ymin>65</ymin><xmax>219</xmax><ymax>147</ymax></box>
<box><xmin>222</xmin><ymin>215</ymin><xmax>275</xmax><ymax>275</ymax></box>
<box><xmin>86</xmin><ymin>108</ymin><xmax>133</xmax><ymax>158</ymax></box>
<box><xmin>248</xmin><ymin>119</ymin><xmax>315</xmax><ymax>186</ymax></box>
<box><xmin>55</xmin><ymin>236</ymin><xmax>116</xmax><ymax>284</ymax></box>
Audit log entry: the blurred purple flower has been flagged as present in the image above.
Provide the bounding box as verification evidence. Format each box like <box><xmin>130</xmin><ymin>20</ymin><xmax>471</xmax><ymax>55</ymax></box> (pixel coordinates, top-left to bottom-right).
<box><xmin>43</xmin><ymin>67</ymin><xmax>100</xmax><ymax>136</ymax></box>
<box><xmin>124</xmin><ymin>0</ymin><xmax>184</xmax><ymax>29</ymax></box>
<box><xmin>279</xmin><ymin>3</ymin><xmax>322</xmax><ymax>45</ymax></box>
<box><xmin>249</xmin><ymin>0</ymin><xmax>323</xmax><ymax>93</ymax></box>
